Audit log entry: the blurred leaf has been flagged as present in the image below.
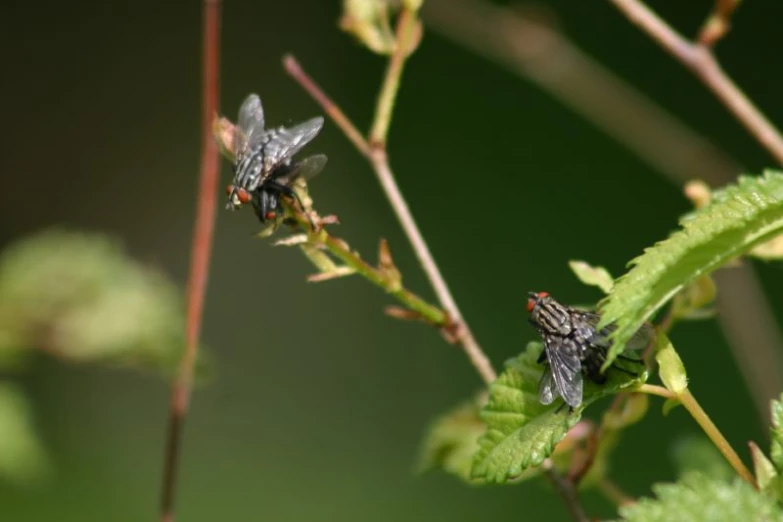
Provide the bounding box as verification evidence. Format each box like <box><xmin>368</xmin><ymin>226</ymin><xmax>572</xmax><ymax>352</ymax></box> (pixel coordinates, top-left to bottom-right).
<box><xmin>568</xmin><ymin>260</ymin><xmax>614</xmax><ymax>294</ymax></box>
<box><xmin>471</xmin><ymin>342</ymin><xmax>646</xmax><ymax>484</ymax></box>
<box><xmin>581</xmin><ymin>394</ymin><xmax>649</xmax><ymax>487</ymax></box>
<box><xmin>662</xmin><ymin>398</ymin><xmax>682</xmax><ymax>416</ymax></box>
<box><xmin>671</xmin><ymin>434</ymin><xmax>733</xmax><ymax>482</ymax></box>
<box><xmin>772</xmin><ymin>393</ymin><xmax>783</xmax><ymax>471</ymax></box>
<box><xmin>749</xmin><ymin>442</ymin><xmax>782</xmax><ymax>500</ymax></box>
<box><xmin>614</xmin><ymin>472</ymin><xmax>782</xmax><ymax>522</ymax></box>
<box><xmin>655</xmin><ymin>334</ymin><xmax>688</xmax><ymax>395</ymax></box>
<box><xmin>0</xmin><ymin>230</ymin><xmax>209</xmax><ymax>380</ymax></box>
<box><xmin>339</xmin><ymin>0</ymin><xmax>396</xmax><ymax>54</ymax></box>
<box><xmin>0</xmin><ymin>384</ymin><xmax>49</xmax><ymax>486</ymax></box>
<box><xmin>417</xmin><ymin>393</ymin><xmax>487</xmax><ymax>483</ymax></box>
<box><xmin>671</xmin><ymin>275</ymin><xmax>717</xmax><ymax>322</ymax></box>
<box><xmin>604</xmin><ymin>393</ymin><xmax>649</xmax><ymax>430</ymax></box>
<box><xmin>598</xmin><ymin>170</ymin><xmax>783</xmax><ymax>371</ymax></box>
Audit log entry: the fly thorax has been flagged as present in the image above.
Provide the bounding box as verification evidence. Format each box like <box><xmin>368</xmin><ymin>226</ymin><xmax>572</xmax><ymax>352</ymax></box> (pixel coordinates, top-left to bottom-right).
<box><xmin>534</xmin><ymin>301</ymin><xmax>572</xmax><ymax>336</ymax></box>
<box><xmin>235</xmin><ymin>151</ymin><xmax>264</xmax><ymax>191</ymax></box>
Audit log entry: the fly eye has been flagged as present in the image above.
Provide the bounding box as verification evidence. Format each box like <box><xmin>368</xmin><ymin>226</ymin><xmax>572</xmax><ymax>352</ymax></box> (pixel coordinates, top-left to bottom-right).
<box><xmin>526</xmin><ymin>299</ymin><xmax>536</xmax><ymax>313</ymax></box>
<box><xmin>537</xmin><ymin>291</ymin><xmax>550</xmax><ymax>298</ymax></box>
<box><xmin>237</xmin><ymin>188</ymin><xmax>251</xmax><ymax>204</ymax></box>
<box><xmin>265</xmin><ymin>211</ymin><xmax>277</xmax><ymax>220</ymax></box>
<box><xmin>226</xmin><ymin>184</ymin><xmax>234</xmax><ymax>196</ymax></box>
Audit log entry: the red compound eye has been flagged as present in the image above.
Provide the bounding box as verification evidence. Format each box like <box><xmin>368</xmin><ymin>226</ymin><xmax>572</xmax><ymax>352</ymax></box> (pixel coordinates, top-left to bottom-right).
<box><xmin>226</xmin><ymin>184</ymin><xmax>234</xmax><ymax>195</ymax></box>
<box><xmin>237</xmin><ymin>188</ymin><xmax>251</xmax><ymax>204</ymax></box>
<box><xmin>265</xmin><ymin>211</ymin><xmax>277</xmax><ymax>220</ymax></box>
<box><xmin>526</xmin><ymin>291</ymin><xmax>549</xmax><ymax>313</ymax></box>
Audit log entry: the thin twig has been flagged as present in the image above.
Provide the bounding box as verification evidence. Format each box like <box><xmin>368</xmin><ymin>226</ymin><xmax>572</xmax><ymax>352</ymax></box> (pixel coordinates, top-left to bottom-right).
<box><xmin>283</xmin><ymin>54</ymin><xmax>497</xmax><ymax>384</ymax></box>
<box><xmin>568</xmin><ymin>393</ymin><xmax>625</xmax><ymax>485</ymax></box>
<box><xmin>543</xmin><ymin>460</ymin><xmax>590</xmax><ymax>522</ymax></box>
<box><xmin>287</xmin><ymin>209</ymin><xmax>449</xmax><ymax>326</ymax></box>
<box><xmin>598</xmin><ymin>477</ymin><xmax>636</xmax><ymax>507</ymax></box>
<box><xmin>636</xmin><ymin>383</ymin><xmax>676</xmax><ymax>400</ymax></box>
<box><xmin>422</xmin><ymin>0</ymin><xmax>740</xmax><ymax>187</ymax></box>
<box><xmin>160</xmin><ymin>1</ymin><xmax>221</xmax><ymax>521</ymax></box>
<box><xmin>369</xmin><ymin>8</ymin><xmax>418</xmax><ymax>147</ymax></box>
<box><xmin>608</xmin><ymin>0</ymin><xmax>783</xmax><ymax>164</ymax></box>
<box><xmin>678</xmin><ymin>389</ymin><xmax>756</xmax><ymax>487</ymax></box>
<box><xmin>282</xmin><ymin>56</ymin><xmax>370</xmax><ymax>157</ymax></box>
<box><xmin>713</xmin><ymin>267</ymin><xmax>783</xmax><ymax>426</ymax></box>
<box><xmin>637</xmin><ymin>383</ymin><xmax>755</xmax><ymax>486</ymax></box>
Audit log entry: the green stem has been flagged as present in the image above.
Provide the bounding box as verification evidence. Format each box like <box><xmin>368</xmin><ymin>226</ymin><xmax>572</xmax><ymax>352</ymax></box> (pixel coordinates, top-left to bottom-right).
<box><xmin>369</xmin><ymin>8</ymin><xmax>419</xmax><ymax>147</ymax></box>
<box><xmin>636</xmin><ymin>383</ymin><xmax>676</xmax><ymax>399</ymax></box>
<box><xmin>678</xmin><ymin>389</ymin><xmax>756</xmax><ymax>487</ymax></box>
<box><xmin>288</xmin><ymin>207</ymin><xmax>448</xmax><ymax>327</ymax></box>
<box><xmin>598</xmin><ymin>477</ymin><xmax>636</xmax><ymax>507</ymax></box>
<box><xmin>321</xmin><ymin>233</ymin><xmax>447</xmax><ymax>324</ymax></box>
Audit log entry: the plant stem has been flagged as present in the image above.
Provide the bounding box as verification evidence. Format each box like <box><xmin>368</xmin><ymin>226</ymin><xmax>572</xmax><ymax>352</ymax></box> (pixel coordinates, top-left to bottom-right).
<box><xmin>542</xmin><ymin>460</ymin><xmax>590</xmax><ymax>522</ymax></box>
<box><xmin>282</xmin><ymin>56</ymin><xmax>370</xmax><ymax>157</ymax></box>
<box><xmin>636</xmin><ymin>383</ymin><xmax>676</xmax><ymax>400</ymax></box>
<box><xmin>285</xmin><ymin>210</ymin><xmax>448</xmax><ymax>326</ymax></box>
<box><xmin>608</xmin><ymin>0</ymin><xmax>783</xmax><ymax>164</ymax></box>
<box><xmin>598</xmin><ymin>477</ymin><xmax>636</xmax><ymax>507</ymax></box>
<box><xmin>283</xmin><ymin>55</ymin><xmax>497</xmax><ymax>384</ymax></box>
<box><xmin>369</xmin><ymin>8</ymin><xmax>418</xmax><ymax>147</ymax></box>
<box><xmin>678</xmin><ymin>389</ymin><xmax>756</xmax><ymax>487</ymax></box>
<box><xmin>159</xmin><ymin>1</ymin><xmax>221</xmax><ymax>521</ymax></box>
<box><xmin>422</xmin><ymin>0</ymin><xmax>739</xmax><ymax>187</ymax></box>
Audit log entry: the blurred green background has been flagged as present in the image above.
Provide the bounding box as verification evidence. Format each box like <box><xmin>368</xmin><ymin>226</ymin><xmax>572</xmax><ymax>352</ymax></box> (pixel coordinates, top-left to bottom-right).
<box><xmin>2</xmin><ymin>1</ymin><xmax>783</xmax><ymax>520</ymax></box>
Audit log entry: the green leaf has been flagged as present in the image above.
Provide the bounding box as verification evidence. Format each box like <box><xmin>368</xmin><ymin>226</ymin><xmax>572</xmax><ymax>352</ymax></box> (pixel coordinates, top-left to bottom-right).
<box><xmin>655</xmin><ymin>334</ymin><xmax>688</xmax><ymax>395</ymax></box>
<box><xmin>417</xmin><ymin>394</ymin><xmax>487</xmax><ymax>483</ymax></box>
<box><xmin>662</xmin><ymin>398</ymin><xmax>682</xmax><ymax>416</ymax></box>
<box><xmin>471</xmin><ymin>342</ymin><xmax>647</xmax><ymax>484</ymax></box>
<box><xmin>568</xmin><ymin>260</ymin><xmax>614</xmax><ymax>294</ymax></box>
<box><xmin>0</xmin><ymin>384</ymin><xmax>49</xmax><ymax>486</ymax></box>
<box><xmin>772</xmin><ymin>393</ymin><xmax>783</xmax><ymax>472</ymax></box>
<box><xmin>671</xmin><ymin>275</ymin><xmax>717</xmax><ymax>322</ymax></box>
<box><xmin>671</xmin><ymin>434</ymin><xmax>733</xmax><ymax>483</ymax></box>
<box><xmin>0</xmin><ymin>230</ymin><xmax>210</xmax><ymax>380</ymax></box>
<box><xmin>598</xmin><ymin>170</ymin><xmax>783</xmax><ymax>370</ymax></box>
<box><xmin>749</xmin><ymin>441</ymin><xmax>782</xmax><ymax>500</ymax></box>
<box><xmin>615</xmin><ymin>472</ymin><xmax>783</xmax><ymax>522</ymax></box>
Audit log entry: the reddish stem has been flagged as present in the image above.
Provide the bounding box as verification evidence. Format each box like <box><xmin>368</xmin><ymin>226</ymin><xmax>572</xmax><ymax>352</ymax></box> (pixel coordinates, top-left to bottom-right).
<box><xmin>160</xmin><ymin>1</ymin><xmax>222</xmax><ymax>521</ymax></box>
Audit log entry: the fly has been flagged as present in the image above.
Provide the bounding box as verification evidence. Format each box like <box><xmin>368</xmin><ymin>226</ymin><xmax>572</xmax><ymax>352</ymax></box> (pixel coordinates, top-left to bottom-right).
<box><xmin>526</xmin><ymin>291</ymin><xmax>652</xmax><ymax>410</ymax></box>
<box><xmin>226</xmin><ymin>94</ymin><xmax>327</xmax><ymax>224</ymax></box>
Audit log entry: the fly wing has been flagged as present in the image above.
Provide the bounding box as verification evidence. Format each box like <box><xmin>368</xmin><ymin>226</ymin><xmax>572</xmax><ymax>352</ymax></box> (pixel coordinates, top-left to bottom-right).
<box><xmin>574</xmin><ymin>310</ymin><xmax>654</xmax><ymax>352</ymax></box>
<box><xmin>538</xmin><ymin>365</ymin><xmax>558</xmax><ymax>405</ymax></box>
<box><xmin>263</xmin><ymin>117</ymin><xmax>325</xmax><ymax>172</ymax></box>
<box><xmin>236</xmin><ymin>94</ymin><xmax>266</xmax><ymax>150</ymax></box>
<box><xmin>544</xmin><ymin>336</ymin><xmax>583</xmax><ymax>408</ymax></box>
<box><xmin>274</xmin><ymin>154</ymin><xmax>328</xmax><ymax>184</ymax></box>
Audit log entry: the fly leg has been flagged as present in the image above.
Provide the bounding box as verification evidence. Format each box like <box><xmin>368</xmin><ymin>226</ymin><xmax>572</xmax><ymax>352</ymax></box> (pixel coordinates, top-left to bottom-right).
<box><xmin>616</xmin><ymin>354</ymin><xmax>645</xmax><ymax>365</ymax></box>
<box><xmin>555</xmin><ymin>402</ymin><xmax>574</xmax><ymax>414</ymax></box>
<box><xmin>265</xmin><ymin>180</ymin><xmax>316</xmax><ymax>229</ymax></box>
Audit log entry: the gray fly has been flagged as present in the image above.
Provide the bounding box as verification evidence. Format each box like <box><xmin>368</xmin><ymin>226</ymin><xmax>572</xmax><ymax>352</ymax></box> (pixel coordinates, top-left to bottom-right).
<box><xmin>226</xmin><ymin>94</ymin><xmax>327</xmax><ymax>224</ymax></box>
<box><xmin>526</xmin><ymin>291</ymin><xmax>653</xmax><ymax>410</ymax></box>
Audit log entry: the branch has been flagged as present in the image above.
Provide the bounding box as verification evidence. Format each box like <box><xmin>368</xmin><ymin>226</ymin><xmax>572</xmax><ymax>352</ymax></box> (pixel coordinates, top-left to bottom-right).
<box><xmin>542</xmin><ymin>460</ymin><xmax>590</xmax><ymax>522</ymax></box>
<box><xmin>608</xmin><ymin>0</ymin><xmax>783</xmax><ymax>164</ymax></box>
<box><xmin>160</xmin><ymin>1</ymin><xmax>221</xmax><ymax>520</ymax></box>
<box><xmin>286</xmin><ymin>207</ymin><xmax>449</xmax><ymax>327</ymax></box>
<box><xmin>679</xmin><ymin>389</ymin><xmax>756</xmax><ymax>487</ymax></box>
<box><xmin>283</xmin><ymin>51</ymin><xmax>496</xmax><ymax>385</ymax></box>
<box><xmin>422</xmin><ymin>0</ymin><xmax>740</xmax><ymax>188</ymax></box>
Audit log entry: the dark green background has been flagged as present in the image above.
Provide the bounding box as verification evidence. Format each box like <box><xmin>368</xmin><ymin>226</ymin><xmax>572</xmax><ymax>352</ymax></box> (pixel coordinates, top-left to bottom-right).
<box><xmin>2</xmin><ymin>1</ymin><xmax>782</xmax><ymax>520</ymax></box>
